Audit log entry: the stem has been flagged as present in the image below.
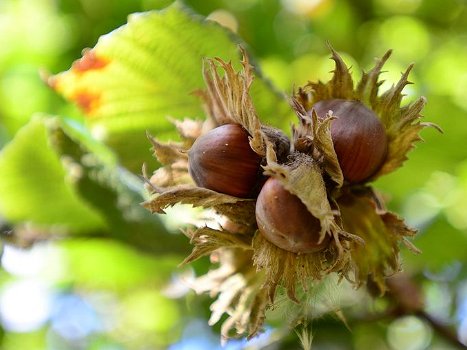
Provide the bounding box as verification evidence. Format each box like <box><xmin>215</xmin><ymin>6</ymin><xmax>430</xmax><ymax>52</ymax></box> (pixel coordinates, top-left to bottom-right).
<box><xmin>415</xmin><ymin>310</ymin><xmax>467</xmax><ymax>349</ymax></box>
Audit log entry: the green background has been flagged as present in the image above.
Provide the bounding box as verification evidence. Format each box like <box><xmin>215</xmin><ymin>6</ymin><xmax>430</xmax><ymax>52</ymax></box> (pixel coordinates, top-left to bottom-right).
<box><xmin>0</xmin><ymin>0</ymin><xmax>466</xmax><ymax>349</ymax></box>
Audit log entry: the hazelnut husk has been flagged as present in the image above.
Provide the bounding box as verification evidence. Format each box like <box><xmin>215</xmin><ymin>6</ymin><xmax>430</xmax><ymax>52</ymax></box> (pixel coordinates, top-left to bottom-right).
<box><xmin>144</xmin><ymin>47</ymin><xmax>434</xmax><ymax>340</ymax></box>
<box><xmin>311</xmin><ymin>99</ymin><xmax>388</xmax><ymax>183</ymax></box>
<box><xmin>256</xmin><ymin>177</ymin><xmax>330</xmax><ymax>253</ymax></box>
<box><xmin>188</xmin><ymin>123</ymin><xmax>263</xmax><ymax>198</ymax></box>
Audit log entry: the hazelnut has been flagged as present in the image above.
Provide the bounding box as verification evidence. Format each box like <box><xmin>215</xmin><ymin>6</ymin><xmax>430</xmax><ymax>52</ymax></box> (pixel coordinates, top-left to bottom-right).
<box><xmin>255</xmin><ymin>177</ymin><xmax>330</xmax><ymax>253</ymax></box>
<box><xmin>188</xmin><ymin>124</ymin><xmax>262</xmax><ymax>198</ymax></box>
<box><xmin>311</xmin><ymin>99</ymin><xmax>388</xmax><ymax>183</ymax></box>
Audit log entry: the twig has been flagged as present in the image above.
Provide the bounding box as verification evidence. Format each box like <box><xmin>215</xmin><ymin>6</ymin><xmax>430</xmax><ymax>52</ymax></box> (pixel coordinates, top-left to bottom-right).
<box><xmin>415</xmin><ymin>310</ymin><xmax>467</xmax><ymax>349</ymax></box>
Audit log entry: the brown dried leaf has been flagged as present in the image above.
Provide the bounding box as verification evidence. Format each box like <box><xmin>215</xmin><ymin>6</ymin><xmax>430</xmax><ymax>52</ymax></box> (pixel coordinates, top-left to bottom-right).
<box><xmin>144</xmin><ymin>185</ymin><xmax>246</xmax><ymax>212</ymax></box>
<box><xmin>149</xmin><ymin>160</ymin><xmax>191</xmax><ymax>188</ymax></box>
<box><xmin>201</xmin><ymin>48</ymin><xmax>265</xmax><ymax>156</ymax></box>
<box><xmin>181</xmin><ymin>227</ymin><xmax>252</xmax><ymax>265</ymax></box>
<box><xmin>142</xmin><ymin>185</ymin><xmax>256</xmax><ymax>226</ymax></box>
<box><xmin>215</xmin><ymin>201</ymin><xmax>257</xmax><ymax>228</ymax></box>
<box><xmin>291</xmin><ymin>99</ymin><xmax>343</xmax><ymax>187</ymax></box>
<box><xmin>147</xmin><ymin>132</ymin><xmax>187</xmax><ymax>165</ymax></box>
<box><xmin>189</xmin><ymin>248</ymin><xmax>269</xmax><ymax>339</ymax></box>
<box><xmin>312</xmin><ymin>113</ymin><xmax>343</xmax><ymax>187</ymax></box>
<box><xmin>169</xmin><ymin>117</ymin><xmax>206</xmax><ymax>144</ymax></box>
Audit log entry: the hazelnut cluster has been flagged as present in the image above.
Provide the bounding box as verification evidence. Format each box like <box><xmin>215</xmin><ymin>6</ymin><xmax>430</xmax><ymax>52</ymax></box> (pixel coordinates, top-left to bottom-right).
<box><xmin>143</xmin><ymin>48</ymin><xmax>435</xmax><ymax>339</ymax></box>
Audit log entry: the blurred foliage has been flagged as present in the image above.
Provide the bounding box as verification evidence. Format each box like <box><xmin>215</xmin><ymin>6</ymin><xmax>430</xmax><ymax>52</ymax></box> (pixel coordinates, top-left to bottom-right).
<box><xmin>0</xmin><ymin>0</ymin><xmax>466</xmax><ymax>349</ymax></box>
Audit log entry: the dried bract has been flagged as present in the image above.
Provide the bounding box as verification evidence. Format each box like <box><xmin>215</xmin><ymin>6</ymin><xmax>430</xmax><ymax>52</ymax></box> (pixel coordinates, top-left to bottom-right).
<box><xmin>144</xmin><ymin>46</ymin><xmax>434</xmax><ymax>339</ymax></box>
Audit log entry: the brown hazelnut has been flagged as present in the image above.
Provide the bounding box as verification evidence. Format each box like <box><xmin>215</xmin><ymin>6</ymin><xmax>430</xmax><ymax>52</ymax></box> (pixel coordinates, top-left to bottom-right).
<box><xmin>188</xmin><ymin>124</ymin><xmax>262</xmax><ymax>198</ymax></box>
<box><xmin>311</xmin><ymin>99</ymin><xmax>388</xmax><ymax>183</ymax></box>
<box><xmin>255</xmin><ymin>177</ymin><xmax>330</xmax><ymax>253</ymax></box>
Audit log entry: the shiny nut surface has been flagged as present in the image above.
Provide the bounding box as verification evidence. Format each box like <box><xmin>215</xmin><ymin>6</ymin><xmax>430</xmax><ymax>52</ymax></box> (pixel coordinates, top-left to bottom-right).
<box><xmin>255</xmin><ymin>178</ymin><xmax>329</xmax><ymax>253</ymax></box>
<box><xmin>188</xmin><ymin>124</ymin><xmax>262</xmax><ymax>198</ymax></box>
<box><xmin>311</xmin><ymin>99</ymin><xmax>388</xmax><ymax>183</ymax></box>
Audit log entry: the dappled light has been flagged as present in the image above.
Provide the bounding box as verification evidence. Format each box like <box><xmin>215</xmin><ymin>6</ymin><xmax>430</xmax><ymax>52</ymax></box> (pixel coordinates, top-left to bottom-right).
<box><xmin>0</xmin><ymin>0</ymin><xmax>466</xmax><ymax>349</ymax></box>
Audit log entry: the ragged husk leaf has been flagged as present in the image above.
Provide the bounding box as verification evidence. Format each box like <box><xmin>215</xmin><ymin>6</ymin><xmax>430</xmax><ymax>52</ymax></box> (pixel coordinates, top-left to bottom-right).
<box><xmin>252</xmin><ymin>143</ymin><xmax>363</xmax><ymax>302</ymax></box>
<box><xmin>296</xmin><ymin>48</ymin><xmax>438</xmax><ymax>181</ymax></box>
<box><xmin>290</xmin><ymin>47</ymin><xmax>428</xmax><ymax>292</ymax></box>
<box><xmin>252</xmin><ymin>233</ymin><xmax>351</xmax><ymax>303</ymax></box>
<box><xmin>143</xmin><ymin>185</ymin><xmax>257</xmax><ymax>227</ymax></box>
<box><xmin>263</xmin><ymin>150</ymin><xmax>336</xmax><ymax>238</ymax></box>
<box><xmin>197</xmin><ymin>47</ymin><xmax>266</xmax><ymax>156</ymax></box>
<box><xmin>188</xmin><ymin>248</ymin><xmax>269</xmax><ymax>341</ymax></box>
<box><xmin>181</xmin><ymin>226</ymin><xmax>252</xmax><ymax>265</ymax></box>
<box><xmin>143</xmin><ymin>47</ymin><xmax>431</xmax><ymax>340</ymax></box>
<box><xmin>169</xmin><ymin>117</ymin><xmax>207</xmax><ymax>144</ymax></box>
<box><xmin>145</xmin><ymin>132</ymin><xmax>192</xmax><ymax>188</ymax></box>
<box><xmin>142</xmin><ymin>50</ymin><xmax>274</xmax><ymax>339</ymax></box>
<box><xmin>291</xmin><ymin>99</ymin><xmax>343</xmax><ymax>187</ymax></box>
<box><xmin>337</xmin><ymin>188</ymin><xmax>419</xmax><ymax>293</ymax></box>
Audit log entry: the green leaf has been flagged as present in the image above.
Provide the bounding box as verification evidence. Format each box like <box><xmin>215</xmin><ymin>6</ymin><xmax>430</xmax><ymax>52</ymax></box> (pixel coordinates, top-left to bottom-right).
<box><xmin>49</xmin><ymin>119</ymin><xmax>189</xmax><ymax>255</ymax></box>
<box><xmin>0</xmin><ymin>116</ymin><xmax>189</xmax><ymax>255</ymax></box>
<box><xmin>62</xmin><ymin>239</ymin><xmax>180</xmax><ymax>291</ymax></box>
<box><xmin>0</xmin><ymin>117</ymin><xmax>107</xmax><ymax>233</ymax></box>
<box><xmin>49</xmin><ymin>3</ymin><xmax>292</xmax><ymax>172</ymax></box>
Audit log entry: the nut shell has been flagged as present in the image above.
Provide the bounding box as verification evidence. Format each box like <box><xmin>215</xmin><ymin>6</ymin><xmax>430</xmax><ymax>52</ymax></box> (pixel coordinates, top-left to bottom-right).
<box><xmin>188</xmin><ymin>124</ymin><xmax>262</xmax><ymax>198</ymax></box>
<box><xmin>255</xmin><ymin>178</ymin><xmax>330</xmax><ymax>253</ymax></box>
<box><xmin>311</xmin><ymin>99</ymin><xmax>388</xmax><ymax>183</ymax></box>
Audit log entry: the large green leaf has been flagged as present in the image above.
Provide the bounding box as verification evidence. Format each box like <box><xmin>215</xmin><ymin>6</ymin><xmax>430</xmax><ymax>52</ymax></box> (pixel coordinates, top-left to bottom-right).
<box><xmin>0</xmin><ymin>116</ymin><xmax>189</xmax><ymax>255</ymax></box>
<box><xmin>0</xmin><ymin>117</ymin><xmax>107</xmax><ymax>233</ymax></box>
<box><xmin>49</xmin><ymin>3</ymin><xmax>293</xmax><ymax>172</ymax></box>
<box><xmin>62</xmin><ymin>239</ymin><xmax>180</xmax><ymax>291</ymax></box>
<box><xmin>49</xmin><ymin>118</ymin><xmax>189</xmax><ymax>254</ymax></box>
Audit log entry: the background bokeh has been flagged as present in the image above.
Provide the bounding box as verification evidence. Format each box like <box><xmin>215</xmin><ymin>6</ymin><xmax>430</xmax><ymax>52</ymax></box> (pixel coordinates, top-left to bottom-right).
<box><xmin>0</xmin><ymin>0</ymin><xmax>466</xmax><ymax>349</ymax></box>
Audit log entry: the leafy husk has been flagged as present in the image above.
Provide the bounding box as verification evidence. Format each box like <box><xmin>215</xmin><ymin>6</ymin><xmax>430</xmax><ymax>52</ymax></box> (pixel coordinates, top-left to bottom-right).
<box><xmin>252</xmin><ymin>143</ymin><xmax>363</xmax><ymax>302</ymax></box>
<box><xmin>180</xmin><ymin>226</ymin><xmax>252</xmax><ymax>265</ymax></box>
<box><xmin>295</xmin><ymin>47</ymin><xmax>438</xmax><ymax>181</ymax></box>
<box><xmin>337</xmin><ymin>188</ymin><xmax>419</xmax><ymax>293</ymax></box>
<box><xmin>291</xmin><ymin>99</ymin><xmax>343</xmax><ymax>187</ymax></box>
<box><xmin>252</xmin><ymin>233</ymin><xmax>351</xmax><ymax>303</ymax></box>
<box><xmin>143</xmin><ymin>185</ymin><xmax>256</xmax><ymax>227</ymax></box>
<box><xmin>188</xmin><ymin>248</ymin><xmax>269</xmax><ymax>341</ymax></box>
<box><xmin>143</xmin><ymin>47</ymin><xmax>428</xmax><ymax>340</ymax></box>
<box><xmin>198</xmin><ymin>47</ymin><xmax>266</xmax><ymax>155</ymax></box>
<box><xmin>141</xmin><ymin>51</ymin><xmax>273</xmax><ymax>339</ymax></box>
